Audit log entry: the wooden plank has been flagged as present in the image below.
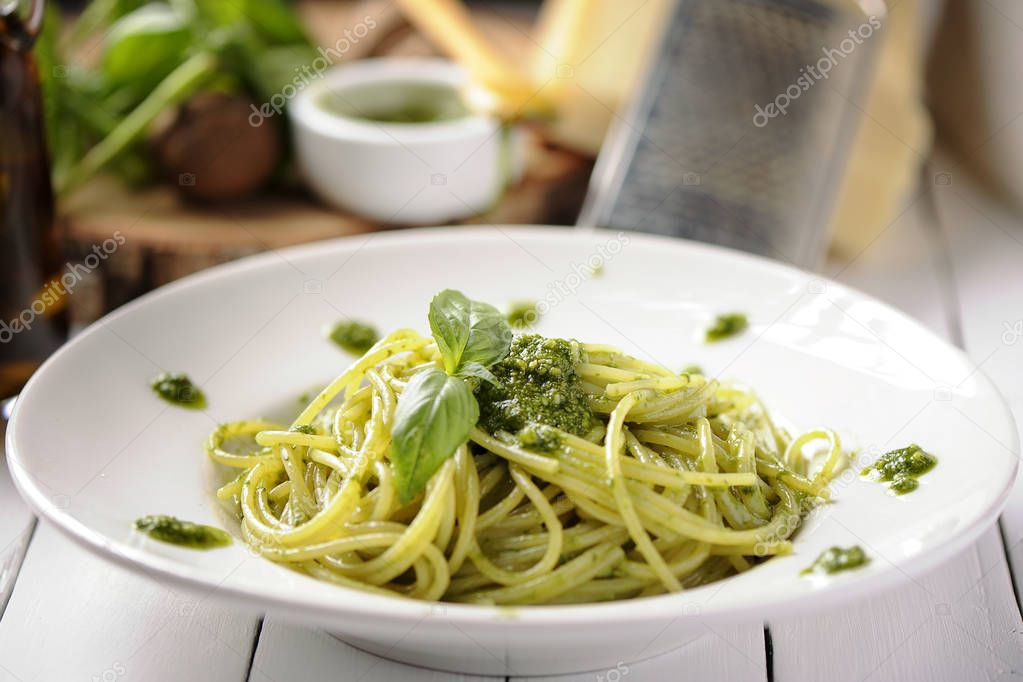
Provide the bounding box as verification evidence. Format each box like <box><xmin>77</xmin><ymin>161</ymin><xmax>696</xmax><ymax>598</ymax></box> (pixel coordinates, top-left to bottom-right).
<box><xmin>929</xmin><ymin>159</ymin><xmax>1023</xmax><ymax>588</ymax></box>
<box><xmin>252</xmin><ymin>619</ymin><xmax>766</xmax><ymax>682</ymax></box>
<box><xmin>517</xmin><ymin>625</ymin><xmax>766</xmax><ymax>682</ymax></box>
<box><xmin>770</xmin><ymin>170</ymin><xmax>1023</xmax><ymax>680</ymax></box>
<box><xmin>250</xmin><ymin>618</ymin><xmax>493</xmax><ymax>682</ymax></box>
<box><xmin>0</xmin><ymin>523</ymin><xmax>258</xmax><ymax>682</ymax></box>
<box><xmin>0</xmin><ymin>419</ymin><xmax>37</xmax><ymax>621</ymax></box>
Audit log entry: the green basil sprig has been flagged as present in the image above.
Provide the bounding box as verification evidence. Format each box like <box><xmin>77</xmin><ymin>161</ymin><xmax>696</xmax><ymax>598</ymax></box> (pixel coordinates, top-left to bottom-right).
<box><xmin>391</xmin><ymin>290</ymin><xmax>512</xmax><ymax>503</ymax></box>
<box><xmin>428</xmin><ymin>289</ymin><xmax>512</xmax><ymax>374</ymax></box>
<box><xmin>391</xmin><ymin>368</ymin><xmax>479</xmax><ymax>503</ymax></box>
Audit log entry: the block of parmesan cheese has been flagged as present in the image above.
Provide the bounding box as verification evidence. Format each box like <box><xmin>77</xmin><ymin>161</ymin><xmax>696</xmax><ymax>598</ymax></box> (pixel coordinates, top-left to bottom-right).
<box><xmin>529</xmin><ymin>0</ymin><xmax>673</xmax><ymax>155</ymax></box>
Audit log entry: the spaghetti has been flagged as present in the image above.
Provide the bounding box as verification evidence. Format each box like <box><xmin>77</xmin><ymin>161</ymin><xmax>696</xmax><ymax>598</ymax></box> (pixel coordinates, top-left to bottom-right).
<box><xmin>209</xmin><ymin>327</ymin><xmax>843</xmax><ymax>605</ymax></box>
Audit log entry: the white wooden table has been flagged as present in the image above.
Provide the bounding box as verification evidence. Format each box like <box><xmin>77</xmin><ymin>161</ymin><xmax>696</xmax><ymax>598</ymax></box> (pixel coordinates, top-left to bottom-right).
<box><xmin>2</xmin><ymin>155</ymin><xmax>1022</xmax><ymax>681</ymax></box>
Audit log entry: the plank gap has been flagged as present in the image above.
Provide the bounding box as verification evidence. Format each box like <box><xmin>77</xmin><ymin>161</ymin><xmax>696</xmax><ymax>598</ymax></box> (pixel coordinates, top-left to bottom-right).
<box><xmin>244</xmin><ymin>617</ymin><xmax>266</xmax><ymax>682</ymax></box>
<box><xmin>925</xmin><ymin>155</ymin><xmax>1023</xmax><ymax>631</ymax></box>
<box><xmin>998</xmin><ymin>520</ymin><xmax>1023</xmax><ymax>618</ymax></box>
<box><xmin>919</xmin><ymin>160</ymin><xmax>966</xmax><ymax>348</ymax></box>
<box><xmin>0</xmin><ymin>517</ymin><xmax>37</xmax><ymax>623</ymax></box>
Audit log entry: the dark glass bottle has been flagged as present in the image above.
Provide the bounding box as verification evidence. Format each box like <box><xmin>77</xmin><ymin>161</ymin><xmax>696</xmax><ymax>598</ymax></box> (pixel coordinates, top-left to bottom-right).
<box><xmin>0</xmin><ymin>0</ymin><xmax>66</xmax><ymax>398</ymax></box>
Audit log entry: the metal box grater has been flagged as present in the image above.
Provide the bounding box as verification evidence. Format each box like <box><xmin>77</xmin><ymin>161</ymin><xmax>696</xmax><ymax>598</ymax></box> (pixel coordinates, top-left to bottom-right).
<box><xmin>578</xmin><ymin>0</ymin><xmax>884</xmax><ymax>268</ymax></box>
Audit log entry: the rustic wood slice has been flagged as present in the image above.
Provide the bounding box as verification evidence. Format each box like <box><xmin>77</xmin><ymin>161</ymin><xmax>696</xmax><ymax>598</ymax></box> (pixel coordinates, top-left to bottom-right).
<box><xmin>60</xmin><ymin>136</ymin><xmax>592</xmax><ymax>323</ymax></box>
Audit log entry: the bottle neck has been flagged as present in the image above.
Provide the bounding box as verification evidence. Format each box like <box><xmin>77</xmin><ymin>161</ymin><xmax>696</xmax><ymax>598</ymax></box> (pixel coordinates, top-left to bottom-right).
<box><xmin>0</xmin><ymin>2</ymin><xmax>43</xmax><ymax>52</ymax></box>
<box><xmin>0</xmin><ymin>0</ymin><xmax>61</xmax><ymax>398</ymax></box>
<box><xmin>0</xmin><ymin>36</ymin><xmax>49</xmax><ymax>167</ymax></box>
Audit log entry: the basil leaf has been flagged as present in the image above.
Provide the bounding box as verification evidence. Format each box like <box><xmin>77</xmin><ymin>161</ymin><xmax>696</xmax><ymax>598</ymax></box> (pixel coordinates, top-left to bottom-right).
<box><xmin>248</xmin><ymin>44</ymin><xmax>319</xmax><ymax>101</ymax></box>
<box><xmin>102</xmin><ymin>3</ymin><xmax>192</xmax><ymax>95</ymax></box>
<box><xmin>428</xmin><ymin>289</ymin><xmax>512</xmax><ymax>374</ymax></box>
<box><xmin>429</xmin><ymin>290</ymin><xmax>471</xmax><ymax>374</ymax></box>
<box><xmin>241</xmin><ymin>0</ymin><xmax>312</xmax><ymax>45</ymax></box>
<box><xmin>462</xmin><ymin>299</ymin><xmax>513</xmax><ymax>368</ymax></box>
<box><xmin>391</xmin><ymin>368</ymin><xmax>478</xmax><ymax>504</ymax></box>
<box><xmin>454</xmin><ymin>360</ymin><xmax>499</xmax><ymax>385</ymax></box>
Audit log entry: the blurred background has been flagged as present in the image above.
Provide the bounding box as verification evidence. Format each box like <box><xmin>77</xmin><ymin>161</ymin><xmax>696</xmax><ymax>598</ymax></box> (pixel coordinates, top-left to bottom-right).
<box><xmin>1</xmin><ymin>0</ymin><xmax>1020</xmax><ymax>397</ymax></box>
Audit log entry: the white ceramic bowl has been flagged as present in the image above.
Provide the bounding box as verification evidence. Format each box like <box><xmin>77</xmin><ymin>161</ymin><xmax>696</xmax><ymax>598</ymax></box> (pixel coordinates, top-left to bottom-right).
<box><xmin>6</xmin><ymin>227</ymin><xmax>1018</xmax><ymax>676</ymax></box>
<box><xmin>290</xmin><ymin>58</ymin><xmax>524</xmax><ymax>224</ymax></box>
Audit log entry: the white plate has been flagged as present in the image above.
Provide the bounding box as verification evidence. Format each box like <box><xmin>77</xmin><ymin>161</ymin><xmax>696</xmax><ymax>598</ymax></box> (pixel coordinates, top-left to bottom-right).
<box><xmin>6</xmin><ymin>227</ymin><xmax>1018</xmax><ymax>676</ymax></box>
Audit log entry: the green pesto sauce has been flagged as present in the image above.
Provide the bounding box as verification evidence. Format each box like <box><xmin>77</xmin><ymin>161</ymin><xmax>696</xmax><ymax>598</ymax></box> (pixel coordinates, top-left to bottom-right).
<box><xmin>681</xmin><ymin>364</ymin><xmax>704</xmax><ymax>376</ymax></box>
<box><xmin>507</xmin><ymin>301</ymin><xmax>541</xmax><ymax>329</ymax></box>
<box><xmin>318</xmin><ymin>81</ymin><xmax>469</xmax><ymax>125</ymax></box>
<box><xmin>150</xmin><ymin>372</ymin><xmax>206</xmax><ymax>409</ymax></box>
<box><xmin>362</xmin><ymin>105</ymin><xmax>443</xmax><ymax>124</ymax></box>
<box><xmin>297</xmin><ymin>384</ymin><xmax>325</xmax><ymax>405</ymax></box>
<box><xmin>861</xmin><ymin>443</ymin><xmax>937</xmax><ymax>495</ymax></box>
<box><xmin>475</xmin><ymin>334</ymin><xmax>593</xmax><ymax>438</ymax></box>
<box><xmin>495</xmin><ymin>605</ymin><xmax>520</xmax><ymax>620</ymax></box>
<box><xmin>290</xmin><ymin>424</ymin><xmax>316</xmax><ymax>435</ymax></box>
<box><xmin>890</xmin><ymin>477</ymin><xmax>919</xmax><ymax>494</ymax></box>
<box><xmin>326</xmin><ymin>319</ymin><xmax>379</xmax><ymax>355</ymax></box>
<box><xmin>801</xmin><ymin>545</ymin><xmax>868</xmax><ymax>575</ymax></box>
<box><xmin>134</xmin><ymin>515</ymin><xmax>231</xmax><ymax>549</ymax></box>
<box><xmin>515</xmin><ymin>423</ymin><xmax>562</xmax><ymax>452</ymax></box>
<box><xmin>704</xmin><ymin>313</ymin><xmax>748</xmax><ymax>342</ymax></box>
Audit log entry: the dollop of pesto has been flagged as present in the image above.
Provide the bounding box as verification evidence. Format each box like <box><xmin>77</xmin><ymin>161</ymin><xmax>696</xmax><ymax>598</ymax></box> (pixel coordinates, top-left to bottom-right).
<box><xmin>861</xmin><ymin>443</ymin><xmax>936</xmax><ymax>495</ymax></box>
<box><xmin>705</xmin><ymin>313</ymin><xmax>748</xmax><ymax>342</ymax></box>
<box><xmin>507</xmin><ymin>301</ymin><xmax>541</xmax><ymax>329</ymax></box>
<box><xmin>319</xmin><ymin>82</ymin><xmax>469</xmax><ymax>124</ymax></box>
<box><xmin>134</xmin><ymin>515</ymin><xmax>231</xmax><ymax>549</ymax></box>
<box><xmin>515</xmin><ymin>423</ymin><xmax>562</xmax><ymax>452</ymax></box>
<box><xmin>802</xmin><ymin>546</ymin><xmax>868</xmax><ymax>575</ymax></box>
<box><xmin>150</xmin><ymin>372</ymin><xmax>206</xmax><ymax>409</ymax></box>
<box><xmin>475</xmin><ymin>334</ymin><xmax>593</xmax><ymax>438</ymax></box>
<box><xmin>326</xmin><ymin>319</ymin><xmax>379</xmax><ymax>354</ymax></box>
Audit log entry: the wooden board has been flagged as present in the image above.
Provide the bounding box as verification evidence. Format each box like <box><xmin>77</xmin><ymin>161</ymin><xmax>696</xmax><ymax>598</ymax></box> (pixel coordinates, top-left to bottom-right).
<box><xmin>59</xmin><ymin>136</ymin><xmax>590</xmax><ymax>321</ymax></box>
